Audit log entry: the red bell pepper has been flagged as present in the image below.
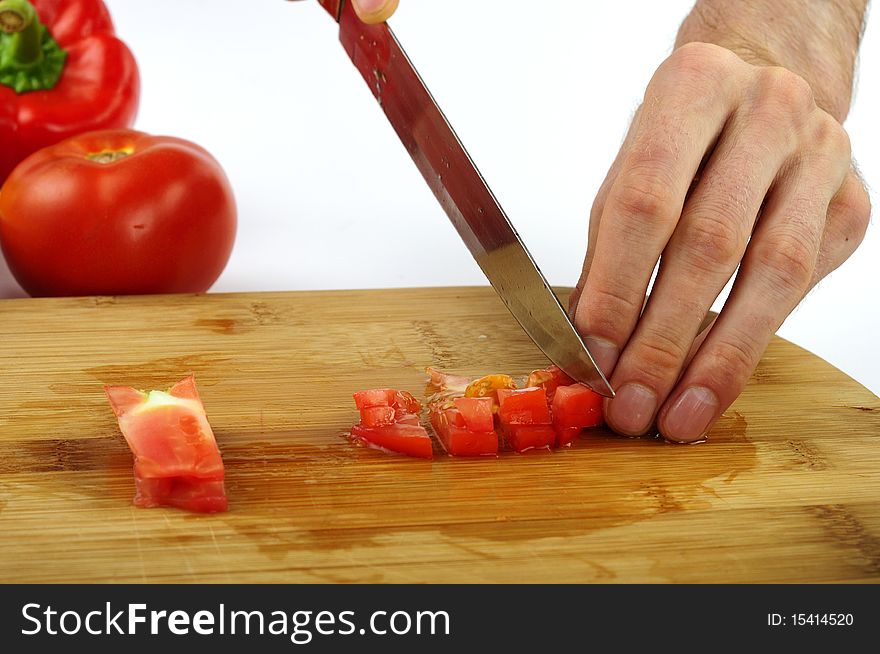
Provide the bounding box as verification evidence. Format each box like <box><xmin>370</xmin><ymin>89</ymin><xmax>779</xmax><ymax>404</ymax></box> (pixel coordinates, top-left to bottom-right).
<box><xmin>0</xmin><ymin>0</ymin><xmax>139</xmax><ymax>183</ymax></box>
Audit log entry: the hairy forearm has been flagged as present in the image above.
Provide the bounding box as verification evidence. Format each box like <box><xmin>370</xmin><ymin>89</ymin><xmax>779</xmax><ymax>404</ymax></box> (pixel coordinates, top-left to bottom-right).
<box><xmin>676</xmin><ymin>0</ymin><xmax>868</xmax><ymax>121</ymax></box>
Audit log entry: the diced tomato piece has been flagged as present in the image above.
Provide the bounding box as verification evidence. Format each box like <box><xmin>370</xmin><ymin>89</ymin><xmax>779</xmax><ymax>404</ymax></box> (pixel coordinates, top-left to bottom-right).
<box><xmin>497</xmin><ymin>387</ymin><xmax>552</xmax><ymax>425</ymax></box>
<box><xmin>354</xmin><ymin>388</ymin><xmax>421</xmax><ymax>420</ymax></box>
<box><xmin>134</xmin><ymin>476</ymin><xmax>228</xmax><ymax>513</ymax></box>
<box><xmin>351</xmin><ymin>387</ymin><xmax>431</xmax><ymax>459</ymax></box>
<box><xmin>350</xmin><ymin>422</ymin><xmax>433</xmax><ymax>459</ymax></box>
<box><xmin>429</xmin><ymin>405</ymin><xmax>498</xmax><ymax>457</ymax></box>
<box><xmin>104</xmin><ymin>376</ymin><xmax>227</xmax><ymax>513</ymax></box>
<box><xmin>396</xmin><ymin>412</ymin><xmax>421</xmax><ymax>426</ymax></box>
<box><xmin>453</xmin><ymin>397</ymin><xmax>494</xmax><ymax>432</ymax></box>
<box><xmin>527</xmin><ymin>365</ymin><xmax>575</xmax><ymax>398</ymax></box>
<box><xmin>394</xmin><ymin>390</ymin><xmax>421</xmax><ymax>415</ymax></box>
<box><xmin>359</xmin><ymin>405</ymin><xmax>396</xmax><ymax>427</ymax></box>
<box><xmin>551</xmin><ymin>383</ymin><xmax>604</xmax><ymax>446</ymax></box>
<box><xmin>353</xmin><ymin>388</ymin><xmax>397</xmax><ymax>410</ymax></box>
<box><xmin>504</xmin><ymin>424</ymin><xmax>556</xmax><ymax>453</ymax></box>
<box><xmin>496</xmin><ymin>387</ymin><xmax>553</xmax><ymax>452</ymax></box>
<box><xmin>552</xmin><ymin>383</ymin><xmax>604</xmax><ymax>428</ymax></box>
<box><xmin>555</xmin><ymin>426</ymin><xmax>582</xmax><ymax>448</ymax></box>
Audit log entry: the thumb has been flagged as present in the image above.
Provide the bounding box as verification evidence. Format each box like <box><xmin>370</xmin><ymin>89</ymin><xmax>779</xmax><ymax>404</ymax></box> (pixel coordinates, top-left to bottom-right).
<box><xmin>351</xmin><ymin>0</ymin><xmax>399</xmax><ymax>24</ymax></box>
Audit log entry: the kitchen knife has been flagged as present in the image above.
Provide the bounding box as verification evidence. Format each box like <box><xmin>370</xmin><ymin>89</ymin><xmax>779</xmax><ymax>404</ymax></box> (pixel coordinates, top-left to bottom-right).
<box><xmin>314</xmin><ymin>0</ymin><xmax>614</xmax><ymax>397</ymax></box>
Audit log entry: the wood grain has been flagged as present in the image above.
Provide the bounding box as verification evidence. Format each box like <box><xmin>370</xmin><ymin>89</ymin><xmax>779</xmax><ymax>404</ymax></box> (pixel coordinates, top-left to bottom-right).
<box><xmin>0</xmin><ymin>287</ymin><xmax>878</xmax><ymax>583</ymax></box>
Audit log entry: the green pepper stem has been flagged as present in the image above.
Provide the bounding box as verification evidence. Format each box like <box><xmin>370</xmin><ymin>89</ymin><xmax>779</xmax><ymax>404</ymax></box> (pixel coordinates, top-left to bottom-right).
<box><xmin>0</xmin><ymin>0</ymin><xmax>41</xmax><ymax>65</ymax></box>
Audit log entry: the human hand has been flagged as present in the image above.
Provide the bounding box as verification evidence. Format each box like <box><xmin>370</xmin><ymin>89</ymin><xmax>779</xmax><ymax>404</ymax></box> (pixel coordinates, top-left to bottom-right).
<box><xmin>351</xmin><ymin>0</ymin><xmax>399</xmax><ymax>23</ymax></box>
<box><xmin>569</xmin><ymin>42</ymin><xmax>870</xmax><ymax>443</ymax></box>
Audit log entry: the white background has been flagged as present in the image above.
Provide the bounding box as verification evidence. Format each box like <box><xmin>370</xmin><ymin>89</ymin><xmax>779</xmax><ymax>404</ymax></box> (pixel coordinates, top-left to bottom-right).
<box><xmin>3</xmin><ymin>0</ymin><xmax>877</xmax><ymax>394</ymax></box>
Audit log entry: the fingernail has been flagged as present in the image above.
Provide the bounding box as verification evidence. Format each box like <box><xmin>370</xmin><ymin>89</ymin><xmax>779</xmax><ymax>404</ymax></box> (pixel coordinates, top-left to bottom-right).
<box><xmin>583</xmin><ymin>336</ymin><xmax>619</xmax><ymax>376</ymax></box>
<box><xmin>663</xmin><ymin>386</ymin><xmax>718</xmax><ymax>443</ymax></box>
<box><xmin>607</xmin><ymin>383</ymin><xmax>657</xmax><ymax>435</ymax></box>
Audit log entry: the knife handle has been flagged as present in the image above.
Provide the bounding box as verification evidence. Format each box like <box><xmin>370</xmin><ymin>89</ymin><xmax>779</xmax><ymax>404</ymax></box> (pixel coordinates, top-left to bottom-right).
<box><xmin>317</xmin><ymin>0</ymin><xmax>344</xmax><ymax>21</ymax></box>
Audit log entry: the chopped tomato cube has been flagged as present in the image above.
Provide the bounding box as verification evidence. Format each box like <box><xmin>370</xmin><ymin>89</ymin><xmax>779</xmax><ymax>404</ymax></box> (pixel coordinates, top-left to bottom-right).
<box><xmin>555</xmin><ymin>426</ymin><xmax>582</xmax><ymax>448</ymax></box>
<box><xmin>453</xmin><ymin>397</ymin><xmax>494</xmax><ymax>432</ymax></box>
<box><xmin>496</xmin><ymin>387</ymin><xmax>553</xmax><ymax>453</ymax></box>
<box><xmin>497</xmin><ymin>387</ymin><xmax>552</xmax><ymax>425</ymax></box>
<box><xmin>429</xmin><ymin>401</ymin><xmax>498</xmax><ymax>457</ymax></box>
<box><xmin>350</xmin><ymin>422</ymin><xmax>433</xmax><ymax>459</ymax></box>
<box><xmin>393</xmin><ymin>390</ymin><xmax>421</xmax><ymax>415</ymax></box>
<box><xmin>396</xmin><ymin>412</ymin><xmax>422</xmax><ymax>426</ymax></box>
<box><xmin>353</xmin><ymin>388</ymin><xmax>397</xmax><ymax>410</ymax></box>
<box><xmin>134</xmin><ymin>477</ymin><xmax>228</xmax><ymax>513</ymax></box>
<box><xmin>353</xmin><ymin>388</ymin><xmax>421</xmax><ymax>418</ymax></box>
<box><xmin>104</xmin><ymin>376</ymin><xmax>227</xmax><ymax>513</ymax></box>
<box><xmin>351</xmin><ymin>387</ymin><xmax>431</xmax><ymax>458</ymax></box>
<box><xmin>359</xmin><ymin>405</ymin><xmax>396</xmax><ymax>427</ymax></box>
<box><xmin>504</xmin><ymin>424</ymin><xmax>556</xmax><ymax>452</ymax></box>
<box><xmin>551</xmin><ymin>383</ymin><xmax>604</xmax><ymax>446</ymax></box>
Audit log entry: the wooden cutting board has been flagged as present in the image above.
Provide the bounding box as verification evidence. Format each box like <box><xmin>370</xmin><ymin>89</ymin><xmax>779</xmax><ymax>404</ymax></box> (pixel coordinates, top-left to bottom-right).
<box><xmin>0</xmin><ymin>287</ymin><xmax>878</xmax><ymax>583</ymax></box>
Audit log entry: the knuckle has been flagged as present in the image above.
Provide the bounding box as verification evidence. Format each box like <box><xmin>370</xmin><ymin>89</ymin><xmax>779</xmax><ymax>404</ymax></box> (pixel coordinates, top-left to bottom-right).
<box><xmin>611</xmin><ymin>168</ymin><xmax>678</xmax><ymax>225</ymax></box>
<box><xmin>665</xmin><ymin>42</ymin><xmax>734</xmax><ymax>81</ymax></box>
<box><xmin>651</xmin><ymin>42</ymin><xmax>736</xmax><ymax>104</ymax></box>
<box><xmin>681</xmin><ymin>212</ymin><xmax>746</xmax><ymax>272</ymax></box>
<box><xmin>833</xmin><ymin>178</ymin><xmax>871</xmax><ymax>244</ymax></box>
<box><xmin>630</xmin><ymin>328</ymin><xmax>689</xmax><ymax>387</ymax></box>
<box><xmin>756</xmin><ymin>66</ymin><xmax>815</xmax><ymax>115</ymax></box>
<box><xmin>579</xmin><ymin>284</ymin><xmax>642</xmax><ymax>341</ymax></box>
<box><xmin>754</xmin><ymin>229</ymin><xmax>817</xmax><ymax>295</ymax></box>
<box><xmin>703</xmin><ymin>336</ymin><xmax>761</xmax><ymax>390</ymax></box>
<box><xmin>811</xmin><ymin>113</ymin><xmax>851</xmax><ymax>160</ymax></box>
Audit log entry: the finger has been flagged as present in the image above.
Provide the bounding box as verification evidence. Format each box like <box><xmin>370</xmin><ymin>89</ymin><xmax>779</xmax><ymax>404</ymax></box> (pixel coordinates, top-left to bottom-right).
<box><xmin>603</xmin><ymin>73</ymin><xmax>806</xmax><ymax>435</ymax></box>
<box><xmin>658</xmin><ymin>119</ymin><xmax>851</xmax><ymax>442</ymax></box>
<box><xmin>569</xmin><ymin>108</ymin><xmax>643</xmax><ymax>316</ymax></box>
<box><xmin>352</xmin><ymin>0</ymin><xmax>399</xmax><ymax>23</ymax></box>
<box><xmin>812</xmin><ymin>168</ymin><xmax>871</xmax><ymax>286</ymax></box>
<box><xmin>572</xmin><ymin>43</ymin><xmax>742</xmax><ymax>376</ymax></box>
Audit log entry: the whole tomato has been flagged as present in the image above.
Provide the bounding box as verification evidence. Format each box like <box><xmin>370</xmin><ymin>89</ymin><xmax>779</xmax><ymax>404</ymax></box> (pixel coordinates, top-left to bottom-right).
<box><xmin>0</xmin><ymin>129</ymin><xmax>236</xmax><ymax>296</ymax></box>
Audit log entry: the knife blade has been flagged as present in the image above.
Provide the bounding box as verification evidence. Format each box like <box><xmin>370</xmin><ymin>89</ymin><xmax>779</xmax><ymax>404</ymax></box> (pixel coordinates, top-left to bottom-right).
<box><xmin>317</xmin><ymin>0</ymin><xmax>614</xmax><ymax>397</ymax></box>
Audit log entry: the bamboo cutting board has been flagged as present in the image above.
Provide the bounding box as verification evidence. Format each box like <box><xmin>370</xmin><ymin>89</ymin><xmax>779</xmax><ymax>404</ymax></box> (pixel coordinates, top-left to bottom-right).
<box><xmin>0</xmin><ymin>287</ymin><xmax>878</xmax><ymax>583</ymax></box>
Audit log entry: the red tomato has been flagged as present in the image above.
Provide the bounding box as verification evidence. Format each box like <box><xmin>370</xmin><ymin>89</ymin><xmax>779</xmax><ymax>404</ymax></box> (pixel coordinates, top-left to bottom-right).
<box><xmin>504</xmin><ymin>425</ymin><xmax>557</xmax><ymax>453</ymax></box>
<box><xmin>497</xmin><ymin>387</ymin><xmax>552</xmax><ymax>425</ymax></box>
<box><xmin>353</xmin><ymin>388</ymin><xmax>397</xmax><ymax>410</ymax></box>
<box><xmin>359</xmin><ymin>405</ymin><xmax>396</xmax><ymax>427</ymax></box>
<box><xmin>555</xmin><ymin>426</ymin><xmax>582</xmax><ymax>448</ymax></box>
<box><xmin>104</xmin><ymin>376</ymin><xmax>227</xmax><ymax>513</ymax></box>
<box><xmin>551</xmin><ymin>383</ymin><xmax>604</xmax><ymax>446</ymax></box>
<box><xmin>0</xmin><ymin>129</ymin><xmax>236</xmax><ymax>296</ymax></box>
<box><xmin>350</xmin><ymin>422</ymin><xmax>433</xmax><ymax>459</ymax></box>
<box><xmin>453</xmin><ymin>397</ymin><xmax>494</xmax><ymax>432</ymax></box>
<box><xmin>430</xmin><ymin>397</ymin><xmax>498</xmax><ymax>456</ymax></box>
<box><xmin>497</xmin><ymin>387</ymin><xmax>554</xmax><ymax>453</ymax></box>
<box><xmin>351</xmin><ymin>387</ymin><xmax>432</xmax><ymax>458</ymax></box>
<box><xmin>354</xmin><ymin>388</ymin><xmax>422</xmax><ymax>426</ymax></box>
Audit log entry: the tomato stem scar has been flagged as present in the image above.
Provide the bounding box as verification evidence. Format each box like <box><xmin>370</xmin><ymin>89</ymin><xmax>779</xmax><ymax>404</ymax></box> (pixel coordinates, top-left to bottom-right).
<box><xmin>86</xmin><ymin>149</ymin><xmax>134</xmax><ymax>164</ymax></box>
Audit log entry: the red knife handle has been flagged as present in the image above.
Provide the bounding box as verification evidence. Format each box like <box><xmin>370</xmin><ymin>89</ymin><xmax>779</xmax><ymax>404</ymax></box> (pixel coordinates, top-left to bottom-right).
<box><xmin>318</xmin><ymin>0</ymin><xmax>345</xmax><ymax>21</ymax></box>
